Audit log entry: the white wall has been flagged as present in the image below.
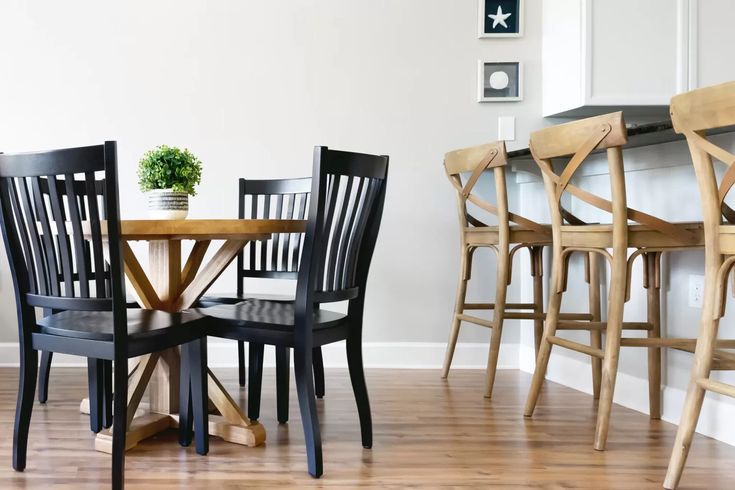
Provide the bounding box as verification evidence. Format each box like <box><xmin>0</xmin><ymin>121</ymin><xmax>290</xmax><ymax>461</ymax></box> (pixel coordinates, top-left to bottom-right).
<box><xmin>0</xmin><ymin>0</ymin><xmax>544</xmax><ymax>353</ymax></box>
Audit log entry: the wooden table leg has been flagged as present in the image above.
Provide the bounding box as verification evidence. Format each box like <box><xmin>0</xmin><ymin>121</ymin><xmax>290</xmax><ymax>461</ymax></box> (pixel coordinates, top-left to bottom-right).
<box><xmin>93</xmin><ymin>238</ymin><xmax>266</xmax><ymax>453</ymax></box>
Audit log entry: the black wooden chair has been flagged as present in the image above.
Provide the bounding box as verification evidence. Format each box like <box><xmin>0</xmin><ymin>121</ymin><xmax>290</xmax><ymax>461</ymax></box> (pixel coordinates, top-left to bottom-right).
<box><xmin>192</xmin><ymin>146</ymin><xmax>389</xmax><ymax>477</ymax></box>
<box><xmin>198</xmin><ymin>177</ymin><xmax>327</xmax><ymax>424</ymax></box>
<box><xmin>0</xmin><ymin>142</ymin><xmax>209</xmax><ymax>489</ymax></box>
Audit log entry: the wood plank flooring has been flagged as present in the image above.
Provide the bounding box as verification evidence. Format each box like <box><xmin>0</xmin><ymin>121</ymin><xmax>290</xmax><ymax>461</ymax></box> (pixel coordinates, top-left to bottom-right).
<box><xmin>0</xmin><ymin>367</ymin><xmax>732</xmax><ymax>488</ymax></box>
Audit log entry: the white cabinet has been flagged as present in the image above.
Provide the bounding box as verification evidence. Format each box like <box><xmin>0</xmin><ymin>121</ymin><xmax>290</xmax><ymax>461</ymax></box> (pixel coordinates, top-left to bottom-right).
<box><xmin>542</xmin><ymin>0</ymin><xmax>686</xmax><ymax>117</ymax></box>
<box><xmin>688</xmin><ymin>0</ymin><xmax>735</xmax><ymax>89</ymax></box>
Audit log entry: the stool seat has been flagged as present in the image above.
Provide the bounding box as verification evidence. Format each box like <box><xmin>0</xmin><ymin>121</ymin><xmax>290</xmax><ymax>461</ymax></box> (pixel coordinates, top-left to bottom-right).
<box><xmin>464</xmin><ymin>225</ymin><xmax>552</xmax><ymax>246</ymax></box>
<box><xmin>559</xmin><ymin>221</ymin><xmax>704</xmax><ymax>248</ymax></box>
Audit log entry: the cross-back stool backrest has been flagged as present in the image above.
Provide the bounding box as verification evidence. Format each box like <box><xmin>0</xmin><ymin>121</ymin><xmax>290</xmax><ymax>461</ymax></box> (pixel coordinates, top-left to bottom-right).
<box><xmin>295</xmin><ymin>147</ymin><xmax>388</xmax><ymax>318</ymax></box>
<box><xmin>0</xmin><ymin>142</ymin><xmax>128</xmax><ymax>346</ymax></box>
<box><xmin>529</xmin><ymin>112</ymin><xmax>699</xmax><ymax>246</ymax></box>
<box><xmin>671</xmin><ymin>80</ymin><xmax>735</xmax><ymax>236</ymax></box>
<box><xmin>237</xmin><ymin>177</ymin><xmax>311</xmax><ymax>294</ymax></box>
<box><xmin>444</xmin><ymin>141</ymin><xmax>547</xmax><ymax>238</ymax></box>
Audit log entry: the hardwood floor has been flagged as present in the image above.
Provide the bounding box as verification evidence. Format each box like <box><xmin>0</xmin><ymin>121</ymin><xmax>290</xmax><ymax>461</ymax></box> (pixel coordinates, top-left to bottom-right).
<box><xmin>0</xmin><ymin>367</ymin><xmax>732</xmax><ymax>488</ymax></box>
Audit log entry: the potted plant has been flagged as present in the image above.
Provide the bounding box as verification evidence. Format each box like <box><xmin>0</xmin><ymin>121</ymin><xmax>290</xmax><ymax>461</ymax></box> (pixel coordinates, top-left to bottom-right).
<box><xmin>137</xmin><ymin>145</ymin><xmax>203</xmax><ymax>219</ymax></box>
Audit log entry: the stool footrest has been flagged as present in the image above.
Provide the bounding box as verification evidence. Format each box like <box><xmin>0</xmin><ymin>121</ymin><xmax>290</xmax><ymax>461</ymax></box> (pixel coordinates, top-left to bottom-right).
<box><xmin>696</xmin><ymin>378</ymin><xmax>735</xmax><ymax>398</ymax></box>
<box><xmin>456</xmin><ymin>314</ymin><xmax>494</xmax><ymax>328</ymax></box>
<box><xmin>547</xmin><ymin>335</ymin><xmax>604</xmax><ymax>358</ymax></box>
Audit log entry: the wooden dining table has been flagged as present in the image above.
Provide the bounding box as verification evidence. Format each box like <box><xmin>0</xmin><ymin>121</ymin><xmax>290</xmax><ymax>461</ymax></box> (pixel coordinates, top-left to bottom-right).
<box><xmin>81</xmin><ymin>218</ymin><xmax>306</xmax><ymax>453</ymax></box>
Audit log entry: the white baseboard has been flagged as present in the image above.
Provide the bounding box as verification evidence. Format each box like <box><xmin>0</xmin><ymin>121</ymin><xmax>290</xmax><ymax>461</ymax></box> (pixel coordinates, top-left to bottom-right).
<box><xmin>519</xmin><ymin>344</ymin><xmax>735</xmax><ymax>446</ymax></box>
<box><xmin>0</xmin><ymin>341</ymin><xmax>519</xmax><ymax>370</ymax></box>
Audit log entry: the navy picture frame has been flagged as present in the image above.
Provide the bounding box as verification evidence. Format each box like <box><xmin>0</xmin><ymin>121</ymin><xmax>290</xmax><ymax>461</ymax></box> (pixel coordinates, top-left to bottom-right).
<box><xmin>479</xmin><ymin>0</ymin><xmax>523</xmax><ymax>38</ymax></box>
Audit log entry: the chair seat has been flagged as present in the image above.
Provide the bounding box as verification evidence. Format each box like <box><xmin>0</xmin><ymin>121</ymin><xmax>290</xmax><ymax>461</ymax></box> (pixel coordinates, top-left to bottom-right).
<box><xmin>559</xmin><ymin>221</ymin><xmax>705</xmax><ymax>248</ymax></box>
<box><xmin>199</xmin><ymin>299</ymin><xmax>347</xmax><ymax>332</ymax></box>
<box><xmin>36</xmin><ymin>309</ymin><xmax>207</xmax><ymax>342</ymax></box>
<box><xmin>197</xmin><ymin>292</ymin><xmax>295</xmax><ymax>307</ymax></box>
<box><xmin>464</xmin><ymin>225</ymin><xmax>552</xmax><ymax>246</ymax></box>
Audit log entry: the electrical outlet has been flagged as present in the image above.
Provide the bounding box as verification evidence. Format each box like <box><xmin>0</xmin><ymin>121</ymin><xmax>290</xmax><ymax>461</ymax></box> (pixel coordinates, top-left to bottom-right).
<box><xmin>688</xmin><ymin>274</ymin><xmax>705</xmax><ymax>308</ymax></box>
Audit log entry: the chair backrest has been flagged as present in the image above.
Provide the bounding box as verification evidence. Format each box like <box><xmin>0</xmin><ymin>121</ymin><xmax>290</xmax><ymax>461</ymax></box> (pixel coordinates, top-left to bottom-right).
<box><xmin>295</xmin><ymin>147</ymin><xmax>388</xmax><ymax>317</ymax></box>
<box><xmin>0</xmin><ymin>142</ymin><xmax>128</xmax><ymax>344</ymax></box>
<box><xmin>671</xmin><ymin>80</ymin><xmax>735</xmax><ymax>231</ymax></box>
<box><xmin>529</xmin><ymin>112</ymin><xmax>698</xmax><ymax>246</ymax></box>
<box><xmin>39</xmin><ymin>176</ymin><xmax>111</xmax><ymax>304</ymax></box>
<box><xmin>237</xmin><ymin>177</ymin><xmax>311</xmax><ymax>293</ymax></box>
<box><xmin>444</xmin><ymin>141</ymin><xmax>547</xmax><ymax>239</ymax></box>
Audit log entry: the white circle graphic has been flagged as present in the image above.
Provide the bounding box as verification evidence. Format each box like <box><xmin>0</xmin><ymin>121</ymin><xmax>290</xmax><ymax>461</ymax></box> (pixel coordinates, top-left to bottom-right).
<box><xmin>488</xmin><ymin>71</ymin><xmax>509</xmax><ymax>90</ymax></box>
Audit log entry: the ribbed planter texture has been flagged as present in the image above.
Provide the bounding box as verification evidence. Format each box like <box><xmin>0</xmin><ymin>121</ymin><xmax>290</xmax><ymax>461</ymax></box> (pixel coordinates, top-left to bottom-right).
<box><xmin>147</xmin><ymin>189</ymin><xmax>189</xmax><ymax>219</ymax></box>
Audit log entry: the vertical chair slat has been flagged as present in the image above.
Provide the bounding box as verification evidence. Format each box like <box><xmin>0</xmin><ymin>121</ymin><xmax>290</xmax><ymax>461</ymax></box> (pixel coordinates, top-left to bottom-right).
<box><xmin>316</xmin><ymin>174</ymin><xmax>341</xmax><ymax>291</ymax></box>
<box><xmin>336</xmin><ymin>177</ymin><xmax>365</xmax><ymax>290</ymax></box>
<box><xmin>326</xmin><ymin>176</ymin><xmax>354</xmax><ymax>291</ymax></box>
<box><xmin>8</xmin><ymin>178</ymin><xmax>38</xmax><ymax>294</ymax></box>
<box><xmin>85</xmin><ymin>172</ymin><xmax>106</xmax><ymax>298</ymax></box>
<box><xmin>236</xmin><ymin>179</ymin><xmax>245</xmax><ymax>296</ymax></box>
<box><xmin>345</xmin><ymin>178</ymin><xmax>380</xmax><ymax>288</ymax></box>
<box><xmin>250</xmin><ymin>194</ymin><xmax>258</xmax><ymax>272</ymax></box>
<box><xmin>31</xmin><ymin>177</ymin><xmax>60</xmax><ymax>297</ymax></box>
<box><xmin>271</xmin><ymin>194</ymin><xmax>283</xmax><ymax>271</ymax></box>
<box><xmin>292</xmin><ymin>192</ymin><xmax>308</xmax><ymax>272</ymax></box>
<box><xmin>18</xmin><ymin>178</ymin><xmax>49</xmax><ymax>295</ymax></box>
<box><xmin>281</xmin><ymin>193</ymin><xmax>296</xmax><ymax>271</ymax></box>
<box><xmin>46</xmin><ymin>176</ymin><xmax>75</xmax><ymax>297</ymax></box>
<box><xmin>261</xmin><ymin>194</ymin><xmax>270</xmax><ymax>271</ymax></box>
<box><xmin>65</xmin><ymin>174</ymin><xmax>90</xmax><ymax>297</ymax></box>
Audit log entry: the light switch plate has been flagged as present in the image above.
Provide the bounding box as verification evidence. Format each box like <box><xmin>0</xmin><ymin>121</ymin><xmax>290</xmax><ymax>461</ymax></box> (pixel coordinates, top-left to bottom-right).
<box><xmin>498</xmin><ymin>116</ymin><xmax>515</xmax><ymax>141</ymax></box>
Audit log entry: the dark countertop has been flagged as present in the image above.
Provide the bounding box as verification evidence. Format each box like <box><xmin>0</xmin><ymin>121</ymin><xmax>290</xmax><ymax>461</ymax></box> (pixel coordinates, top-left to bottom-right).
<box><xmin>507</xmin><ymin>119</ymin><xmax>735</xmax><ymax>160</ymax></box>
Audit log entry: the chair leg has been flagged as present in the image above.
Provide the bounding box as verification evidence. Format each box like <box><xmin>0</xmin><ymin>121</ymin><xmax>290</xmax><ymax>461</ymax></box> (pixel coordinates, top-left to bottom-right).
<box><xmin>38</xmin><ymin>351</ymin><xmax>52</xmax><ymax>404</ymax></box>
<box><xmin>593</xmin><ymin>253</ymin><xmax>627</xmax><ymax>451</ymax></box>
<box><xmin>294</xmin><ymin>344</ymin><xmax>323</xmax><ymax>478</ymax></box>
<box><xmin>664</xmin><ymin>272</ymin><xmax>720</xmax><ymax>489</ymax></box>
<box><xmin>102</xmin><ymin>360</ymin><xmax>113</xmax><ymax>429</ymax></box>
<box><xmin>646</xmin><ymin>252</ymin><xmax>662</xmax><ymax>420</ymax></box>
<box><xmin>313</xmin><ymin>347</ymin><xmax>325</xmax><ymax>399</ymax></box>
<box><xmin>587</xmin><ymin>252</ymin><xmax>602</xmax><ymax>400</ymax></box>
<box><xmin>87</xmin><ymin>358</ymin><xmax>104</xmax><ymax>433</ymax></box>
<box><xmin>276</xmin><ymin>346</ymin><xmax>290</xmax><ymax>424</ymax></box>
<box><xmin>442</xmin><ymin>246</ymin><xmax>470</xmax><ymax>379</ymax></box>
<box><xmin>346</xmin><ymin>333</ymin><xmax>372</xmax><ymax>449</ymax></box>
<box><xmin>179</xmin><ymin>345</ymin><xmax>193</xmax><ymax>447</ymax></box>
<box><xmin>186</xmin><ymin>339</ymin><xmax>209</xmax><ymax>455</ymax></box>
<box><xmin>485</xmin><ymin>245</ymin><xmax>509</xmax><ymax>399</ymax></box>
<box><xmin>524</xmin><ymin>247</ymin><xmax>563</xmax><ymax>417</ymax></box>
<box><xmin>247</xmin><ymin>343</ymin><xmax>264</xmax><ymax>421</ymax></box>
<box><xmin>111</xmin><ymin>356</ymin><xmax>128</xmax><ymax>490</ymax></box>
<box><xmin>237</xmin><ymin>340</ymin><xmax>246</xmax><ymax>388</ymax></box>
<box><xmin>13</xmin><ymin>347</ymin><xmax>38</xmax><ymax>472</ymax></box>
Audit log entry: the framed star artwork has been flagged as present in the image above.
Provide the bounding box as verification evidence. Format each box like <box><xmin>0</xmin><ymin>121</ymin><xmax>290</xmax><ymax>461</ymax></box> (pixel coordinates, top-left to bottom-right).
<box><xmin>478</xmin><ymin>0</ymin><xmax>523</xmax><ymax>38</ymax></box>
<box><xmin>477</xmin><ymin>61</ymin><xmax>523</xmax><ymax>102</ymax></box>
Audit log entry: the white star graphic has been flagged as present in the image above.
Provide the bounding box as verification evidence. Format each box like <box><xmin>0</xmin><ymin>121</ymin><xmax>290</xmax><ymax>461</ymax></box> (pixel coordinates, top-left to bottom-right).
<box><xmin>488</xmin><ymin>5</ymin><xmax>512</xmax><ymax>29</ymax></box>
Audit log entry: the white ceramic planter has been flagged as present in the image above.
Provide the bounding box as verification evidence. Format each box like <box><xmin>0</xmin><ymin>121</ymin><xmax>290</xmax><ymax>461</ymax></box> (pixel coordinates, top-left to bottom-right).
<box><xmin>147</xmin><ymin>189</ymin><xmax>189</xmax><ymax>220</ymax></box>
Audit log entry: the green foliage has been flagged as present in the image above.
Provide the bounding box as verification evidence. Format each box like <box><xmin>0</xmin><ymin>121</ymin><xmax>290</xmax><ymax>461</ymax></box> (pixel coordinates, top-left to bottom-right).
<box><xmin>137</xmin><ymin>145</ymin><xmax>203</xmax><ymax>195</ymax></box>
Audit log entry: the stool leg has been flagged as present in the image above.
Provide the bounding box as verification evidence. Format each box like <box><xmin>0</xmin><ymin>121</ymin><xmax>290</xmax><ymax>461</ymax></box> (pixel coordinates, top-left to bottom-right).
<box><xmin>484</xmin><ymin>245</ymin><xmax>509</xmax><ymax>399</ymax></box>
<box><xmin>442</xmin><ymin>246</ymin><xmax>471</xmax><ymax>379</ymax></box>
<box><xmin>646</xmin><ymin>252</ymin><xmax>662</xmax><ymax>420</ymax></box>
<box><xmin>664</xmin><ymin>265</ymin><xmax>720</xmax><ymax>489</ymax></box>
<box><xmin>524</xmin><ymin>246</ymin><xmax>564</xmax><ymax>417</ymax></box>
<box><xmin>587</xmin><ymin>252</ymin><xmax>602</xmax><ymax>400</ymax></box>
<box><xmin>593</xmin><ymin>252</ymin><xmax>627</xmax><ymax>451</ymax></box>
<box><xmin>532</xmin><ymin>247</ymin><xmax>544</xmax><ymax>355</ymax></box>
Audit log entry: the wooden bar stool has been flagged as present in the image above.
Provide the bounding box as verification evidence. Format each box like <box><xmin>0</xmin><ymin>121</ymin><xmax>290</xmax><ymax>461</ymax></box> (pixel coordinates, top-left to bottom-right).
<box><xmin>523</xmin><ymin>112</ymin><xmax>704</xmax><ymax>450</ymax></box>
<box><xmin>442</xmin><ymin>141</ymin><xmax>602</xmax><ymax>398</ymax></box>
<box><xmin>665</xmin><ymin>81</ymin><xmax>735</xmax><ymax>489</ymax></box>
